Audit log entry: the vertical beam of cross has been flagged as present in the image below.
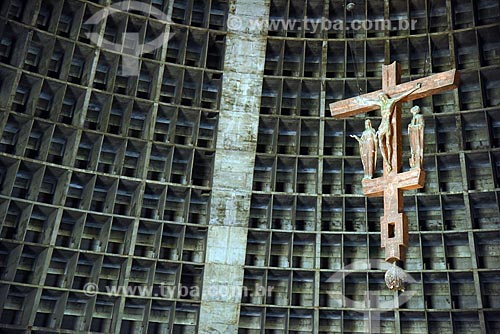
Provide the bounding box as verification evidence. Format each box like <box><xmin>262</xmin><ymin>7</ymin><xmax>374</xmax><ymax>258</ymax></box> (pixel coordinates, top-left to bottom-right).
<box><xmin>379</xmin><ymin>62</ymin><xmax>408</xmax><ymax>262</ymax></box>
<box><xmin>382</xmin><ymin>63</ymin><xmax>403</xmax><ymax>174</ymax></box>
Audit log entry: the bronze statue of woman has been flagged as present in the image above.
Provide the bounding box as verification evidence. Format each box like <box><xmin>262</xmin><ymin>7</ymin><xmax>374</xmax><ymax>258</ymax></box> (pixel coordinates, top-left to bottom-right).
<box><xmin>408</xmin><ymin>105</ymin><xmax>425</xmax><ymax>168</ymax></box>
<box><xmin>351</xmin><ymin>119</ymin><xmax>377</xmax><ymax>179</ymax></box>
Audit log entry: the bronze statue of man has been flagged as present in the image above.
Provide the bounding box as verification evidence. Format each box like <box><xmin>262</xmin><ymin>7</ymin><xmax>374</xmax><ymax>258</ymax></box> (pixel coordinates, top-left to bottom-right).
<box><xmin>351</xmin><ymin>119</ymin><xmax>377</xmax><ymax>179</ymax></box>
<box><xmin>408</xmin><ymin>105</ymin><xmax>425</xmax><ymax>168</ymax></box>
<box><xmin>355</xmin><ymin>82</ymin><xmax>422</xmax><ymax>172</ymax></box>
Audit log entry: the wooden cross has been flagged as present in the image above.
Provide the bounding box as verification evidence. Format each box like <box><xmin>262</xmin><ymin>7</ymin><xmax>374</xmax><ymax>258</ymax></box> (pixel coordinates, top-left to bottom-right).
<box><xmin>329</xmin><ymin>62</ymin><xmax>459</xmax><ymax>263</ymax></box>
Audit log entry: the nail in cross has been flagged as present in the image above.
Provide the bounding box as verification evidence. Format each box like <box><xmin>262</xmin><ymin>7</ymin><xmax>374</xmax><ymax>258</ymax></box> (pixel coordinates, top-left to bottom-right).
<box><xmin>329</xmin><ymin>62</ymin><xmax>459</xmax><ymax>263</ymax></box>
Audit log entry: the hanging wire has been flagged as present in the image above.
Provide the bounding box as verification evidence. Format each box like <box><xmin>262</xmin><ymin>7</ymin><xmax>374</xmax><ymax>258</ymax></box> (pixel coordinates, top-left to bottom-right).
<box><xmin>423</xmin><ymin>0</ymin><xmax>434</xmax><ymax>77</ymax></box>
<box><xmin>346</xmin><ymin>2</ymin><xmax>362</xmax><ymax>96</ymax></box>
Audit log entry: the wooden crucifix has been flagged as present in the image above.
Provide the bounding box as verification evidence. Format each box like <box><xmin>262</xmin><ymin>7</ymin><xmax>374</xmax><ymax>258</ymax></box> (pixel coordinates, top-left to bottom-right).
<box><xmin>329</xmin><ymin>62</ymin><xmax>459</xmax><ymax>289</ymax></box>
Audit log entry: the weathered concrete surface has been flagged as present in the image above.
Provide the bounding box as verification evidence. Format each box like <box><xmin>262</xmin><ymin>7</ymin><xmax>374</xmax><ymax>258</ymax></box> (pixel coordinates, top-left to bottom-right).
<box><xmin>197</xmin><ymin>1</ymin><xmax>270</xmax><ymax>333</ymax></box>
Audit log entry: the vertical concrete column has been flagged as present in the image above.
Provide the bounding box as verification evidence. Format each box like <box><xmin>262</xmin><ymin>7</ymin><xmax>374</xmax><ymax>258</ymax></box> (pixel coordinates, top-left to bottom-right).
<box><xmin>198</xmin><ymin>0</ymin><xmax>270</xmax><ymax>333</ymax></box>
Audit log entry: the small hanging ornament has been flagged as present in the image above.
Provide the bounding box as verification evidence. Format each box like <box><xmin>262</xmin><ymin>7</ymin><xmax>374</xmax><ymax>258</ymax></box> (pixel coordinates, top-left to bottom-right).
<box><xmin>385</xmin><ymin>262</ymin><xmax>409</xmax><ymax>292</ymax></box>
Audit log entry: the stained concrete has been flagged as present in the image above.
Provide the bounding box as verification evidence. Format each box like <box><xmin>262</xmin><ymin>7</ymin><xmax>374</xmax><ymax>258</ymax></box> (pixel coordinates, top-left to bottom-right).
<box><xmin>197</xmin><ymin>1</ymin><xmax>270</xmax><ymax>333</ymax></box>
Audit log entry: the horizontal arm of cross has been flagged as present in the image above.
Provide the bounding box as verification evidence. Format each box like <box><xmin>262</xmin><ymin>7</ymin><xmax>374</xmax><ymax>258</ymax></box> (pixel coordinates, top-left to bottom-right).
<box><xmin>329</xmin><ymin>69</ymin><xmax>460</xmax><ymax>118</ymax></box>
<box><xmin>362</xmin><ymin>168</ymin><xmax>425</xmax><ymax>197</ymax></box>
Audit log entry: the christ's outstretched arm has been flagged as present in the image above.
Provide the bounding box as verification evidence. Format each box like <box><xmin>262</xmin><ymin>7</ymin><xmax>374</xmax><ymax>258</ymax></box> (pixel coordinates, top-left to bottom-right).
<box><xmin>392</xmin><ymin>82</ymin><xmax>422</xmax><ymax>103</ymax></box>
<box><xmin>354</xmin><ymin>96</ymin><xmax>382</xmax><ymax>107</ymax></box>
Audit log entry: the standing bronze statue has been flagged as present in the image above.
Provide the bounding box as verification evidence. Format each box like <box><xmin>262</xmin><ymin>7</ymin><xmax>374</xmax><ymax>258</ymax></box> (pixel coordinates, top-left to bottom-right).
<box><xmin>355</xmin><ymin>83</ymin><xmax>422</xmax><ymax>173</ymax></box>
<box><xmin>408</xmin><ymin>105</ymin><xmax>425</xmax><ymax>169</ymax></box>
<box><xmin>351</xmin><ymin>120</ymin><xmax>377</xmax><ymax>179</ymax></box>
